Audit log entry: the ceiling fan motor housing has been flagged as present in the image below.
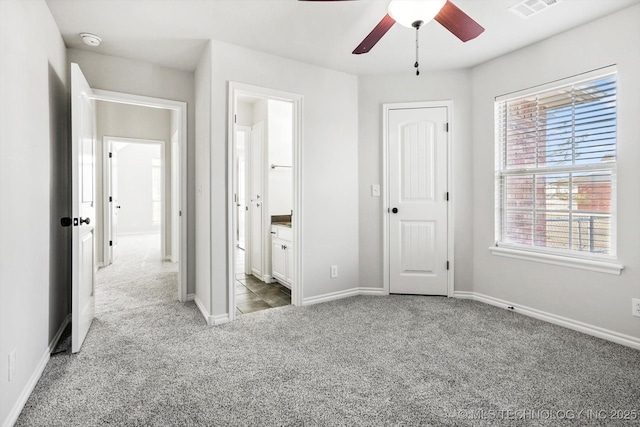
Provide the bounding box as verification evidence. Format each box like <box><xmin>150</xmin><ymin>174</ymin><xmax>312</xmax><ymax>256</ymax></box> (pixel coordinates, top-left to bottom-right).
<box><xmin>388</xmin><ymin>0</ymin><xmax>447</xmax><ymax>28</ymax></box>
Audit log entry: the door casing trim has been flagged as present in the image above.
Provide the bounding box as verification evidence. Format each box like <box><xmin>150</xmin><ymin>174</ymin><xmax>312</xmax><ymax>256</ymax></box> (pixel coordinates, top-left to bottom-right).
<box><xmin>382</xmin><ymin>101</ymin><xmax>455</xmax><ymax>297</ymax></box>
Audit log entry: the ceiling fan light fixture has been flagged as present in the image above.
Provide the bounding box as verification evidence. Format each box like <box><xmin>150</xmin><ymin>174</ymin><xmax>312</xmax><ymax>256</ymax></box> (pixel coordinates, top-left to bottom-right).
<box><xmin>388</xmin><ymin>0</ymin><xmax>447</xmax><ymax>28</ymax></box>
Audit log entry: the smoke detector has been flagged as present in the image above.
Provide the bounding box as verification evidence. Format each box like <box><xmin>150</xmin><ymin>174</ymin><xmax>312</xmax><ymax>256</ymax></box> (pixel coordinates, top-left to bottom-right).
<box><xmin>80</xmin><ymin>33</ymin><xmax>102</xmax><ymax>47</ymax></box>
<box><xmin>509</xmin><ymin>0</ymin><xmax>564</xmax><ymax>19</ymax></box>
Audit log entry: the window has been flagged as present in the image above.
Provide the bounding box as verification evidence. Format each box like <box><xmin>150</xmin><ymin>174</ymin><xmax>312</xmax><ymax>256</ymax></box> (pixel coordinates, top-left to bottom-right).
<box><xmin>495</xmin><ymin>68</ymin><xmax>617</xmax><ymax>260</ymax></box>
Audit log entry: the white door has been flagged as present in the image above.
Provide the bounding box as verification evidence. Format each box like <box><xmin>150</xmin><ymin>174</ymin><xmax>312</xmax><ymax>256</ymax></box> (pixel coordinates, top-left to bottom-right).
<box><xmin>235</xmin><ymin>127</ymin><xmax>249</xmax><ymax>252</ymax></box>
<box><xmin>388</xmin><ymin>107</ymin><xmax>448</xmax><ymax>295</ymax></box>
<box><xmin>71</xmin><ymin>63</ymin><xmax>96</xmax><ymax>353</ymax></box>
<box><xmin>271</xmin><ymin>239</ymin><xmax>286</xmax><ymax>282</ymax></box>
<box><xmin>106</xmin><ymin>145</ymin><xmax>120</xmax><ymax>264</ymax></box>
<box><xmin>250</xmin><ymin>122</ymin><xmax>264</xmax><ymax>278</ymax></box>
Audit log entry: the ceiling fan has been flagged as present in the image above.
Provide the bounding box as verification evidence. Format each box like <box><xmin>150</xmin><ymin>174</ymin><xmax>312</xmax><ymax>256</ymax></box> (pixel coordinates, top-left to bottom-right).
<box><xmin>300</xmin><ymin>0</ymin><xmax>485</xmax><ymax>74</ymax></box>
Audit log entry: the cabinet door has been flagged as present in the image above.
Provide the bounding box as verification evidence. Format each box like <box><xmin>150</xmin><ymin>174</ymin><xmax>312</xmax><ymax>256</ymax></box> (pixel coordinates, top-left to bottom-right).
<box><xmin>272</xmin><ymin>239</ymin><xmax>286</xmax><ymax>282</ymax></box>
<box><xmin>285</xmin><ymin>244</ymin><xmax>294</xmax><ymax>285</ymax></box>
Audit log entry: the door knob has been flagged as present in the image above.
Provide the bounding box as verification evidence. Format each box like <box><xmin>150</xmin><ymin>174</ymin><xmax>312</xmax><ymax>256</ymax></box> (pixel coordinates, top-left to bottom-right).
<box><xmin>392</xmin><ymin>207</ymin><xmax>398</xmax><ymax>214</ymax></box>
<box><xmin>79</xmin><ymin>217</ymin><xmax>90</xmax><ymax>225</ymax></box>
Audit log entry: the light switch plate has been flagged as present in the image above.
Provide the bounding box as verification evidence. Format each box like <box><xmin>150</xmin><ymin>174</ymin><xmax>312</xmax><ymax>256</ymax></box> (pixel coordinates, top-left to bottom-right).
<box><xmin>371</xmin><ymin>185</ymin><xmax>380</xmax><ymax>197</ymax></box>
<box><xmin>632</xmin><ymin>298</ymin><xmax>640</xmax><ymax>318</ymax></box>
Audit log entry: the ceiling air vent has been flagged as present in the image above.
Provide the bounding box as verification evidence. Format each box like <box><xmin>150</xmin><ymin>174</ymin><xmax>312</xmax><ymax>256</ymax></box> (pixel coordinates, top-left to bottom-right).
<box><xmin>509</xmin><ymin>0</ymin><xmax>564</xmax><ymax>19</ymax></box>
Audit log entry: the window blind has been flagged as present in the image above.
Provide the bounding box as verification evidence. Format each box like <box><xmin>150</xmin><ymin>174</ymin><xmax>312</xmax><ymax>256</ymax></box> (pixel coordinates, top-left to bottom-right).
<box><xmin>495</xmin><ymin>68</ymin><xmax>617</xmax><ymax>257</ymax></box>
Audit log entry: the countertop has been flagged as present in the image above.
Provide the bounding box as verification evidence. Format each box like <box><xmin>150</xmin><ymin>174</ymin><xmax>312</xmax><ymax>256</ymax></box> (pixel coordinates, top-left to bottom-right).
<box><xmin>271</xmin><ymin>222</ymin><xmax>292</xmax><ymax>228</ymax></box>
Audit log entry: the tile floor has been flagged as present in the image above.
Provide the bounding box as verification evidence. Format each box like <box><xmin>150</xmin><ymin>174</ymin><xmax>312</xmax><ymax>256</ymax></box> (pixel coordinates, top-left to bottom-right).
<box><xmin>235</xmin><ymin>274</ymin><xmax>291</xmax><ymax>315</ymax></box>
<box><xmin>235</xmin><ymin>247</ymin><xmax>291</xmax><ymax>316</ymax></box>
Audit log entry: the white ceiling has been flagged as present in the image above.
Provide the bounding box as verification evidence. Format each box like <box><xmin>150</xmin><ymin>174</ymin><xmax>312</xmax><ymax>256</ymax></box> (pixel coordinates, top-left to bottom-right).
<box><xmin>46</xmin><ymin>0</ymin><xmax>639</xmax><ymax>75</ymax></box>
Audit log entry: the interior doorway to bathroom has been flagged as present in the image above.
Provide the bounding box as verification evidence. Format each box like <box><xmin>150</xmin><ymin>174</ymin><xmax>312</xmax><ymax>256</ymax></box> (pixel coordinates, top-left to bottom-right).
<box><xmin>228</xmin><ymin>83</ymin><xmax>302</xmax><ymax>319</ymax></box>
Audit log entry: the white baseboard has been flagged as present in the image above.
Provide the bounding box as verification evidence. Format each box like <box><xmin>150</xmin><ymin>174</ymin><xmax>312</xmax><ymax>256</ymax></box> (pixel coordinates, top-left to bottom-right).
<box><xmin>454</xmin><ymin>291</ymin><xmax>640</xmax><ymax>350</ymax></box>
<box><xmin>186</xmin><ymin>293</ymin><xmax>196</xmax><ymax>302</ymax></box>
<box><xmin>193</xmin><ymin>295</ymin><xmax>230</xmax><ymax>326</ymax></box>
<box><xmin>2</xmin><ymin>314</ymin><xmax>71</xmax><ymax>427</ymax></box>
<box><xmin>194</xmin><ymin>295</ymin><xmax>213</xmax><ymax>325</ymax></box>
<box><xmin>211</xmin><ymin>314</ymin><xmax>230</xmax><ymax>325</ymax></box>
<box><xmin>303</xmin><ymin>287</ymin><xmax>385</xmax><ymax>306</ymax></box>
<box><xmin>357</xmin><ymin>287</ymin><xmax>387</xmax><ymax>296</ymax></box>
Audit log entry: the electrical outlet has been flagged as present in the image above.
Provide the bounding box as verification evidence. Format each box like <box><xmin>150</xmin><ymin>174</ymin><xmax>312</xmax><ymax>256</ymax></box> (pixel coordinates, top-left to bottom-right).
<box><xmin>330</xmin><ymin>265</ymin><xmax>338</xmax><ymax>279</ymax></box>
<box><xmin>632</xmin><ymin>298</ymin><xmax>640</xmax><ymax>318</ymax></box>
<box><xmin>371</xmin><ymin>184</ymin><xmax>380</xmax><ymax>197</ymax></box>
<box><xmin>8</xmin><ymin>350</ymin><xmax>16</xmax><ymax>382</ymax></box>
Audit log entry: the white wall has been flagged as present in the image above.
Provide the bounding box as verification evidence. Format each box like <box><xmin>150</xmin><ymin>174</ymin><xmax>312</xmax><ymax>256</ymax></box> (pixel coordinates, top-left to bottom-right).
<box><xmin>198</xmin><ymin>40</ymin><xmax>359</xmax><ymax>317</ymax></box>
<box><xmin>115</xmin><ymin>143</ymin><xmax>162</xmax><ymax>235</ymax></box>
<box><xmin>0</xmin><ymin>1</ymin><xmax>69</xmax><ymax>425</ymax></box>
<box><xmin>358</xmin><ymin>69</ymin><xmax>474</xmax><ymax>291</ymax></box>
<box><xmin>195</xmin><ymin>42</ymin><xmax>212</xmax><ymax>314</ymax></box>
<box><xmin>67</xmin><ymin>48</ymin><xmax>196</xmax><ymax>294</ymax></box>
<box><xmin>471</xmin><ymin>5</ymin><xmax>640</xmax><ymax>340</ymax></box>
<box><xmin>268</xmin><ymin>99</ymin><xmax>293</xmax><ymax>217</ymax></box>
<box><xmin>96</xmin><ymin>102</ymin><xmax>172</xmax><ymax>258</ymax></box>
<box><xmin>236</xmin><ymin>100</ymin><xmax>254</xmax><ymax>127</ymax></box>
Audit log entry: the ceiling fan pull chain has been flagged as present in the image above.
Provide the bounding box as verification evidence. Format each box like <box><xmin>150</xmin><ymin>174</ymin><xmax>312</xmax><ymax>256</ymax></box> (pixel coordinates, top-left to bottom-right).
<box><xmin>413</xmin><ymin>21</ymin><xmax>422</xmax><ymax>76</ymax></box>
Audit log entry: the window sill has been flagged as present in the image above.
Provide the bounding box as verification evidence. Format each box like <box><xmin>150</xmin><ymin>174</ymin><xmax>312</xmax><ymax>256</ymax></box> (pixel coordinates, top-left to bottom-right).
<box><xmin>489</xmin><ymin>246</ymin><xmax>624</xmax><ymax>275</ymax></box>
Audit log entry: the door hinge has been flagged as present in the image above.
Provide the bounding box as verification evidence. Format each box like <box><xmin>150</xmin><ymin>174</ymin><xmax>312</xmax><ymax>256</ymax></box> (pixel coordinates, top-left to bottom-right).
<box><xmin>179</xmin><ymin>210</ymin><xmax>182</xmax><ymax>217</ymax></box>
<box><xmin>109</xmin><ymin>196</ymin><xmax>112</xmax><ymax>202</ymax></box>
<box><xmin>445</xmin><ymin>123</ymin><xmax>449</xmax><ymax>132</ymax></box>
<box><xmin>108</xmin><ymin>152</ymin><xmax>112</xmax><ymax>158</ymax></box>
<box><xmin>234</xmin><ymin>114</ymin><xmax>237</xmax><ymax>124</ymax></box>
<box><xmin>446</xmin><ymin>261</ymin><xmax>450</xmax><ymax>270</ymax></box>
<box><xmin>109</xmin><ymin>240</ymin><xmax>113</xmax><ymax>246</ymax></box>
<box><xmin>446</xmin><ymin>192</ymin><xmax>449</xmax><ymax>201</ymax></box>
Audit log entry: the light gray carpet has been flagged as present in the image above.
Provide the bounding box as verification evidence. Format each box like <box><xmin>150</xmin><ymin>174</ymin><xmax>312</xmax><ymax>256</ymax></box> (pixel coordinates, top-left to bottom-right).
<box><xmin>16</xmin><ymin>237</ymin><xmax>640</xmax><ymax>426</ymax></box>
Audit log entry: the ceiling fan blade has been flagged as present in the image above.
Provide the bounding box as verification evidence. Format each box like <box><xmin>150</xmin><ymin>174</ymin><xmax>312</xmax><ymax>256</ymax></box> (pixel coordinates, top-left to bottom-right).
<box><xmin>352</xmin><ymin>14</ymin><xmax>396</xmax><ymax>55</ymax></box>
<box><xmin>434</xmin><ymin>0</ymin><xmax>484</xmax><ymax>42</ymax></box>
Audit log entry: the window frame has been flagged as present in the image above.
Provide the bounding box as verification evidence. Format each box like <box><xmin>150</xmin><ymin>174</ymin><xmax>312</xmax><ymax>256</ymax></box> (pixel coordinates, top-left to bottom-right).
<box><xmin>492</xmin><ymin>66</ymin><xmax>623</xmax><ymax>274</ymax></box>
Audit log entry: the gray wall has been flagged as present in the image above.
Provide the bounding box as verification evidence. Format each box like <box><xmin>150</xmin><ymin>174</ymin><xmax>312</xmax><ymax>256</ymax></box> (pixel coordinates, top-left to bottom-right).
<box><xmin>196</xmin><ymin>40</ymin><xmax>359</xmax><ymax>317</ymax></box>
<box><xmin>195</xmin><ymin>42</ymin><xmax>212</xmax><ymax>310</ymax></box>
<box><xmin>68</xmin><ymin>49</ymin><xmax>196</xmax><ymax>295</ymax></box>
<box><xmin>358</xmin><ymin>69</ymin><xmax>474</xmax><ymax>291</ymax></box>
<box><xmin>471</xmin><ymin>5</ymin><xmax>640</xmax><ymax>339</ymax></box>
<box><xmin>96</xmin><ymin>101</ymin><xmax>172</xmax><ymax>259</ymax></box>
<box><xmin>0</xmin><ymin>1</ymin><xmax>69</xmax><ymax>425</ymax></box>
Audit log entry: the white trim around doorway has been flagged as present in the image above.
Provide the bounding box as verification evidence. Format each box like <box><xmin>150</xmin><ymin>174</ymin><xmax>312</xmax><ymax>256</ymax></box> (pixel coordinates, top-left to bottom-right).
<box><xmin>103</xmin><ymin>136</ymin><xmax>167</xmax><ymax>263</ymax></box>
<box><xmin>227</xmin><ymin>82</ymin><xmax>304</xmax><ymax>322</ymax></box>
<box><xmin>91</xmin><ymin>89</ymin><xmax>189</xmax><ymax>303</ymax></box>
<box><xmin>382</xmin><ymin>100</ymin><xmax>455</xmax><ymax>297</ymax></box>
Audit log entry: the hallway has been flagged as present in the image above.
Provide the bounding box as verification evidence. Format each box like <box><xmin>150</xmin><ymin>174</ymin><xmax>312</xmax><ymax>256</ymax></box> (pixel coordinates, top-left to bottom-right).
<box><xmin>96</xmin><ymin>234</ymin><xmax>178</xmax><ymax>316</ymax></box>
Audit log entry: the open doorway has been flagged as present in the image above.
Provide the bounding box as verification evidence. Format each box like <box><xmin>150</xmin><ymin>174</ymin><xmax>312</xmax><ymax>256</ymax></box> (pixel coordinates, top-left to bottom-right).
<box><xmin>91</xmin><ymin>90</ymin><xmax>188</xmax><ymax>302</ymax></box>
<box><xmin>95</xmin><ymin>101</ymin><xmax>180</xmax><ymax>314</ymax></box>
<box><xmin>229</xmin><ymin>84</ymin><xmax>302</xmax><ymax>319</ymax></box>
<box><xmin>104</xmin><ymin>137</ymin><xmax>165</xmax><ymax>266</ymax></box>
